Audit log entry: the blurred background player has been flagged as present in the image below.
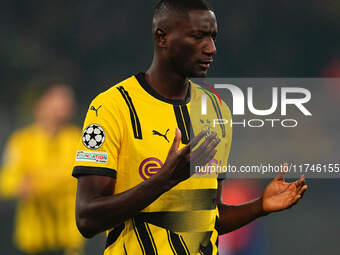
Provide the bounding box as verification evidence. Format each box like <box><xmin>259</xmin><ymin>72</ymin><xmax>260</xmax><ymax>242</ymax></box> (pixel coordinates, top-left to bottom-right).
<box><xmin>0</xmin><ymin>85</ymin><xmax>84</xmax><ymax>255</ymax></box>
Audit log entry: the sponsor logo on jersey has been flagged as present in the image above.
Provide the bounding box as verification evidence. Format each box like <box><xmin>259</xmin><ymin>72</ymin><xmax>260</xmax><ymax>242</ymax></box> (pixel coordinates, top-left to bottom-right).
<box><xmin>90</xmin><ymin>105</ymin><xmax>102</xmax><ymax>117</ymax></box>
<box><xmin>139</xmin><ymin>157</ymin><xmax>163</xmax><ymax>180</ymax></box>
<box><xmin>82</xmin><ymin>124</ymin><xmax>105</xmax><ymax>149</ymax></box>
<box><xmin>76</xmin><ymin>151</ymin><xmax>108</xmax><ymax>163</ymax></box>
<box><xmin>152</xmin><ymin>128</ymin><xmax>170</xmax><ymax>143</ymax></box>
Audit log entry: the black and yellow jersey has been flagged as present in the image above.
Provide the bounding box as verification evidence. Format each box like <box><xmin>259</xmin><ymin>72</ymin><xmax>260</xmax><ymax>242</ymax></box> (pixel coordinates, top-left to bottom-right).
<box><xmin>0</xmin><ymin>124</ymin><xmax>84</xmax><ymax>254</ymax></box>
<box><xmin>73</xmin><ymin>73</ymin><xmax>232</xmax><ymax>255</ymax></box>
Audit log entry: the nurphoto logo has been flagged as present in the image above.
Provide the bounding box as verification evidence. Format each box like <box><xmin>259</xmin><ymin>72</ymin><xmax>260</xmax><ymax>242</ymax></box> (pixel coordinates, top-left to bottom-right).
<box><xmin>201</xmin><ymin>83</ymin><xmax>312</xmax><ymax>128</ymax></box>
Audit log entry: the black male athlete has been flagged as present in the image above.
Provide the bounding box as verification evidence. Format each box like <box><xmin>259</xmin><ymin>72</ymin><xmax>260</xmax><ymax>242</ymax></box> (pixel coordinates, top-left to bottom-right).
<box><xmin>72</xmin><ymin>1</ymin><xmax>307</xmax><ymax>254</ymax></box>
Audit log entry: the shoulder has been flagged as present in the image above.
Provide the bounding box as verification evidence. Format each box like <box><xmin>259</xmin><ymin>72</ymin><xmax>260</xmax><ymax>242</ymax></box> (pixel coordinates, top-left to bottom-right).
<box><xmin>191</xmin><ymin>82</ymin><xmax>232</xmax><ymax>119</ymax></box>
<box><xmin>90</xmin><ymin>75</ymin><xmax>139</xmax><ymax>108</ymax></box>
<box><xmin>2</xmin><ymin>124</ymin><xmax>37</xmax><ymax>150</ymax></box>
<box><xmin>60</xmin><ymin>125</ymin><xmax>81</xmax><ymax>136</ymax></box>
<box><xmin>84</xmin><ymin>75</ymin><xmax>140</xmax><ymax>125</ymax></box>
<box><xmin>9</xmin><ymin>124</ymin><xmax>37</xmax><ymax>140</ymax></box>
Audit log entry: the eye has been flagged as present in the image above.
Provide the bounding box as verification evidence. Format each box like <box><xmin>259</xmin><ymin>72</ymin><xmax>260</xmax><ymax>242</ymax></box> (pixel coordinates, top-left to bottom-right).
<box><xmin>193</xmin><ymin>35</ymin><xmax>204</xmax><ymax>40</ymax></box>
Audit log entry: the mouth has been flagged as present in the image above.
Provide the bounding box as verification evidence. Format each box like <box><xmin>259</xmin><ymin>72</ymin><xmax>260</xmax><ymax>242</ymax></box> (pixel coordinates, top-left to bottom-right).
<box><xmin>198</xmin><ymin>59</ymin><xmax>214</xmax><ymax>69</ymax></box>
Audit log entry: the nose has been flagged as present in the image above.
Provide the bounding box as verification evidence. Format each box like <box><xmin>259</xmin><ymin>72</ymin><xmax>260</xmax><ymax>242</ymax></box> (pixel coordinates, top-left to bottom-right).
<box><xmin>203</xmin><ymin>37</ymin><xmax>217</xmax><ymax>56</ymax></box>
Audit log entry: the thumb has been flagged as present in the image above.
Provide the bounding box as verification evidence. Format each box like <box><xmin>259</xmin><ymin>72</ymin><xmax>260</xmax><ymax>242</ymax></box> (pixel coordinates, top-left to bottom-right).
<box><xmin>170</xmin><ymin>128</ymin><xmax>181</xmax><ymax>153</ymax></box>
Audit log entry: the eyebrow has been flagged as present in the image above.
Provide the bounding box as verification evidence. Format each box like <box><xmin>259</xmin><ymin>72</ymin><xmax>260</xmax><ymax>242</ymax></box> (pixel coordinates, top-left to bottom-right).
<box><xmin>189</xmin><ymin>29</ymin><xmax>218</xmax><ymax>36</ymax></box>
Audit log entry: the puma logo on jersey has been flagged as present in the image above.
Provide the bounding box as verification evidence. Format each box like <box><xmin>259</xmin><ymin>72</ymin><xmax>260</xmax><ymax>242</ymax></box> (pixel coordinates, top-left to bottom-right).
<box><xmin>152</xmin><ymin>129</ymin><xmax>170</xmax><ymax>143</ymax></box>
<box><xmin>90</xmin><ymin>105</ymin><xmax>102</xmax><ymax>116</ymax></box>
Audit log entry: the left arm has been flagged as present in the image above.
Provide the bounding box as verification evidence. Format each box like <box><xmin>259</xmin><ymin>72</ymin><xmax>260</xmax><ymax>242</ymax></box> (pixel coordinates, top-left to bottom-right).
<box><xmin>217</xmin><ymin>172</ymin><xmax>308</xmax><ymax>235</ymax></box>
<box><xmin>217</xmin><ymin>181</ymin><xmax>266</xmax><ymax>235</ymax></box>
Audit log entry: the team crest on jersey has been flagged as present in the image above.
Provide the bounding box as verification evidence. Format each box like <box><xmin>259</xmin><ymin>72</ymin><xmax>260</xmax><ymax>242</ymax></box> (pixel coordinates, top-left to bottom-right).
<box><xmin>82</xmin><ymin>124</ymin><xmax>105</xmax><ymax>149</ymax></box>
<box><xmin>200</xmin><ymin>119</ymin><xmax>213</xmax><ymax>137</ymax></box>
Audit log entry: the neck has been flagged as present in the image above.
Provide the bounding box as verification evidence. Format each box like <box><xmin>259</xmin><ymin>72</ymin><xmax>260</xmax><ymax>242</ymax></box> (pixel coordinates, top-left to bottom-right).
<box><xmin>145</xmin><ymin>57</ymin><xmax>189</xmax><ymax>100</ymax></box>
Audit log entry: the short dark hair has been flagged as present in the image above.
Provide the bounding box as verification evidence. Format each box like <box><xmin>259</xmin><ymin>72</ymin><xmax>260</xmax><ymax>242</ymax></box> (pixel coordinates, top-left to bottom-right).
<box><xmin>153</xmin><ymin>0</ymin><xmax>212</xmax><ymax>19</ymax></box>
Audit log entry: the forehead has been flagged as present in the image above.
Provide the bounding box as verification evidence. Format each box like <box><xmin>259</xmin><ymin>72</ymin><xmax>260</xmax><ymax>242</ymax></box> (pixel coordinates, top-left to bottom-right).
<box><xmin>175</xmin><ymin>10</ymin><xmax>217</xmax><ymax>32</ymax></box>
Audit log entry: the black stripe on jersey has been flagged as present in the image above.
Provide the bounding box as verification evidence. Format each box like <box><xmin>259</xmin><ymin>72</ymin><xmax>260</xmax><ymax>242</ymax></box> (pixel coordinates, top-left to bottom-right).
<box><xmin>179</xmin><ymin>235</ymin><xmax>190</xmax><ymax>254</ymax></box>
<box><xmin>117</xmin><ymin>86</ymin><xmax>143</xmax><ymax>139</ymax></box>
<box><xmin>214</xmin><ymin>216</ymin><xmax>220</xmax><ymax>248</ymax></box>
<box><xmin>199</xmin><ymin>240</ymin><xmax>213</xmax><ymax>255</ymax></box>
<box><xmin>214</xmin><ymin>216</ymin><xmax>221</xmax><ymax>235</ymax></box>
<box><xmin>167</xmin><ymin>230</ymin><xmax>190</xmax><ymax>255</ymax></box>
<box><xmin>145</xmin><ymin>223</ymin><xmax>158</xmax><ymax>255</ymax></box>
<box><xmin>173</xmin><ymin>105</ymin><xmax>192</xmax><ymax>144</ymax></box>
<box><xmin>123</xmin><ymin>243</ymin><xmax>128</xmax><ymax>255</ymax></box>
<box><xmin>132</xmin><ymin>218</ymin><xmax>158</xmax><ymax>255</ymax></box>
<box><xmin>105</xmin><ymin>223</ymin><xmax>125</xmax><ymax>248</ymax></box>
<box><xmin>181</xmin><ymin>104</ymin><xmax>194</xmax><ymax>140</ymax></box>
<box><xmin>121</xmin><ymin>86</ymin><xmax>143</xmax><ymax>139</ymax></box>
<box><xmin>173</xmin><ymin>105</ymin><xmax>187</xmax><ymax>144</ymax></box>
<box><xmin>72</xmin><ymin>166</ymin><xmax>117</xmax><ymax>178</ymax></box>
<box><xmin>166</xmin><ymin>230</ymin><xmax>177</xmax><ymax>255</ymax></box>
<box><xmin>205</xmin><ymin>91</ymin><xmax>226</xmax><ymax>138</ymax></box>
<box><xmin>132</xmin><ymin>218</ymin><xmax>146</xmax><ymax>255</ymax></box>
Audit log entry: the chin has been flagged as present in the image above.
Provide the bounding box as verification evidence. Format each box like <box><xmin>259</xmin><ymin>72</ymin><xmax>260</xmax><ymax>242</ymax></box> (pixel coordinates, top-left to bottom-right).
<box><xmin>194</xmin><ymin>71</ymin><xmax>209</xmax><ymax>78</ymax></box>
<box><xmin>188</xmin><ymin>69</ymin><xmax>209</xmax><ymax>78</ymax></box>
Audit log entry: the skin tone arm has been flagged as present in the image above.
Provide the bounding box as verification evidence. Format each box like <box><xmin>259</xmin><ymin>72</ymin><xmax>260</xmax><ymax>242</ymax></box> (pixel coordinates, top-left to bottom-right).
<box><xmin>217</xmin><ymin>169</ymin><xmax>308</xmax><ymax>235</ymax></box>
<box><xmin>76</xmin><ymin>129</ymin><xmax>220</xmax><ymax>238</ymax></box>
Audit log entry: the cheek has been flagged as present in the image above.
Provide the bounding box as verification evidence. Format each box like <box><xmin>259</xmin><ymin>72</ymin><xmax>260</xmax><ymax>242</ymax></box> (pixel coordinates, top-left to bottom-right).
<box><xmin>168</xmin><ymin>38</ymin><xmax>197</xmax><ymax>62</ymax></box>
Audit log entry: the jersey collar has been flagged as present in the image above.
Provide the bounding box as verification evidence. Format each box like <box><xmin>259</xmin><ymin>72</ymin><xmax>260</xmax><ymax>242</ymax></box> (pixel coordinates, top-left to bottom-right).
<box><xmin>135</xmin><ymin>72</ymin><xmax>191</xmax><ymax>105</ymax></box>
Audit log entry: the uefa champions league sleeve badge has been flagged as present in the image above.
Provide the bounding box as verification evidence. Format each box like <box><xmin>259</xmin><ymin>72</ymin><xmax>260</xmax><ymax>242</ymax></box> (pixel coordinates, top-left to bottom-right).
<box><xmin>82</xmin><ymin>124</ymin><xmax>105</xmax><ymax>149</ymax></box>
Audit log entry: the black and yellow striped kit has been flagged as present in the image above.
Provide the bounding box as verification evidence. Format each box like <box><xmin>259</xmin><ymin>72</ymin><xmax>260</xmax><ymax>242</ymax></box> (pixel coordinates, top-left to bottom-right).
<box><xmin>73</xmin><ymin>73</ymin><xmax>232</xmax><ymax>254</ymax></box>
<box><xmin>0</xmin><ymin>125</ymin><xmax>84</xmax><ymax>254</ymax></box>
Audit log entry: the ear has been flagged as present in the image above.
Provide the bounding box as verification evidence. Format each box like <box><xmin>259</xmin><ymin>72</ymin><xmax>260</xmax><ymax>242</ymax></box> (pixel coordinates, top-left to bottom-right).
<box><xmin>154</xmin><ymin>28</ymin><xmax>167</xmax><ymax>48</ymax></box>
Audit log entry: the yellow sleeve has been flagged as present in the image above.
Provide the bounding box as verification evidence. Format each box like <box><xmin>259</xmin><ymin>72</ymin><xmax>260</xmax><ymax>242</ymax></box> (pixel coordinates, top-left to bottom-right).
<box><xmin>0</xmin><ymin>132</ymin><xmax>25</xmax><ymax>198</ymax></box>
<box><xmin>222</xmin><ymin>101</ymin><xmax>232</xmax><ymax>165</ymax></box>
<box><xmin>218</xmin><ymin>101</ymin><xmax>232</xmax><ymax>180</ymax></box>
<box><xmin>72</xmin><ymin>91</ymin><xmax>124</xmax><ymax>178</ymax></box>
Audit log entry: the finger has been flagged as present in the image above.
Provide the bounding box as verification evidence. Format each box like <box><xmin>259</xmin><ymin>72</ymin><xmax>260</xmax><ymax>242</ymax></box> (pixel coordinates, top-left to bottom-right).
<box><xmin>290</xmin><ymin>194</ymin><xmax>302</xmax><ymax>207</ymax></box>
<box><xmin>185</xmin><ymin>132</ymin><xmax>217</xmax><ymax>160</ymax></box>
<box><xmin>197</xmin><ymin>149</ymin><xmax>218</xmax><ymax>169</ymax></box>
<box><xmin>180</xmin><ymin>130</ymin><xmax>208</xmax><ymax>154</ymax></box>
<box><xmin>294</xmin><ymin>176</ymin><xmax>306</xmax><ymax>193</ymax></box>
<box><xmin>194</xmin><ymin>132</ymin><xmax>218</xmax><ymax>154</ymax></box>
<box><xmin>274</xmin><ymin>163</ymin><xmax>288</xmax><ymax>181</ymax></box>
<box><xmin>189</xmin><ymin>130</ymin><xmax>209</xmax><ymax>148</ymax></box>
<box><xmin>169</xmin><ymin>128</ymin><xmax>181</xmax><ymax>153</ymax></box>
<box><xmin>298</xmin><ymin>185</ymin><xmax>308</xmax><ymax>196</ymax></box>
<box><xmin>290</xmin><ymin>185</ymin><xmax>308</xmax><ymax>207</ymax></box>
<box><xmin>205</xmin><ymin>149</ymin><xmax>217</xmax><ymax>165</ymax></box>
<box><xmin>198</xmin><ymin>138</ymin><xmax>220</xmax><ymax>162</ymax></box>
<box><xmin>205</xmin><ymin>137</ymin><xmax>221</xmax><ymax>152</ymax></box>
<box><xmin>295</xmin><ymin>175</ymin><xmax>305</xmax><ymax>188</ymax></box>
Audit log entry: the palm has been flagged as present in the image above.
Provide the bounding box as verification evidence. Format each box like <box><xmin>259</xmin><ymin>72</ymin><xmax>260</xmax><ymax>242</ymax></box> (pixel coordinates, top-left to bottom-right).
<box><xmin>262</xmin><ymin>173</ymin><xmax>307</xmax><ymax>213</ymax></box>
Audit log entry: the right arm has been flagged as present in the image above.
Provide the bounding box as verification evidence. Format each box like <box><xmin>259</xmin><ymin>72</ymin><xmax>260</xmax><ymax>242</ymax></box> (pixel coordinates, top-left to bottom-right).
<box><xmin>0</xmin><ymin>132</ymin><xmax>28</xmax><ymax>199</ymax></box>
<box><xmin>75</xmin><ymin>129</ymin><xmax>220</xmax><ymax>238</ymax></box>
<box><xmin>76</xmin><ymin>169</ymin><xmax>172</xmax><ymax>238</ymax></box>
